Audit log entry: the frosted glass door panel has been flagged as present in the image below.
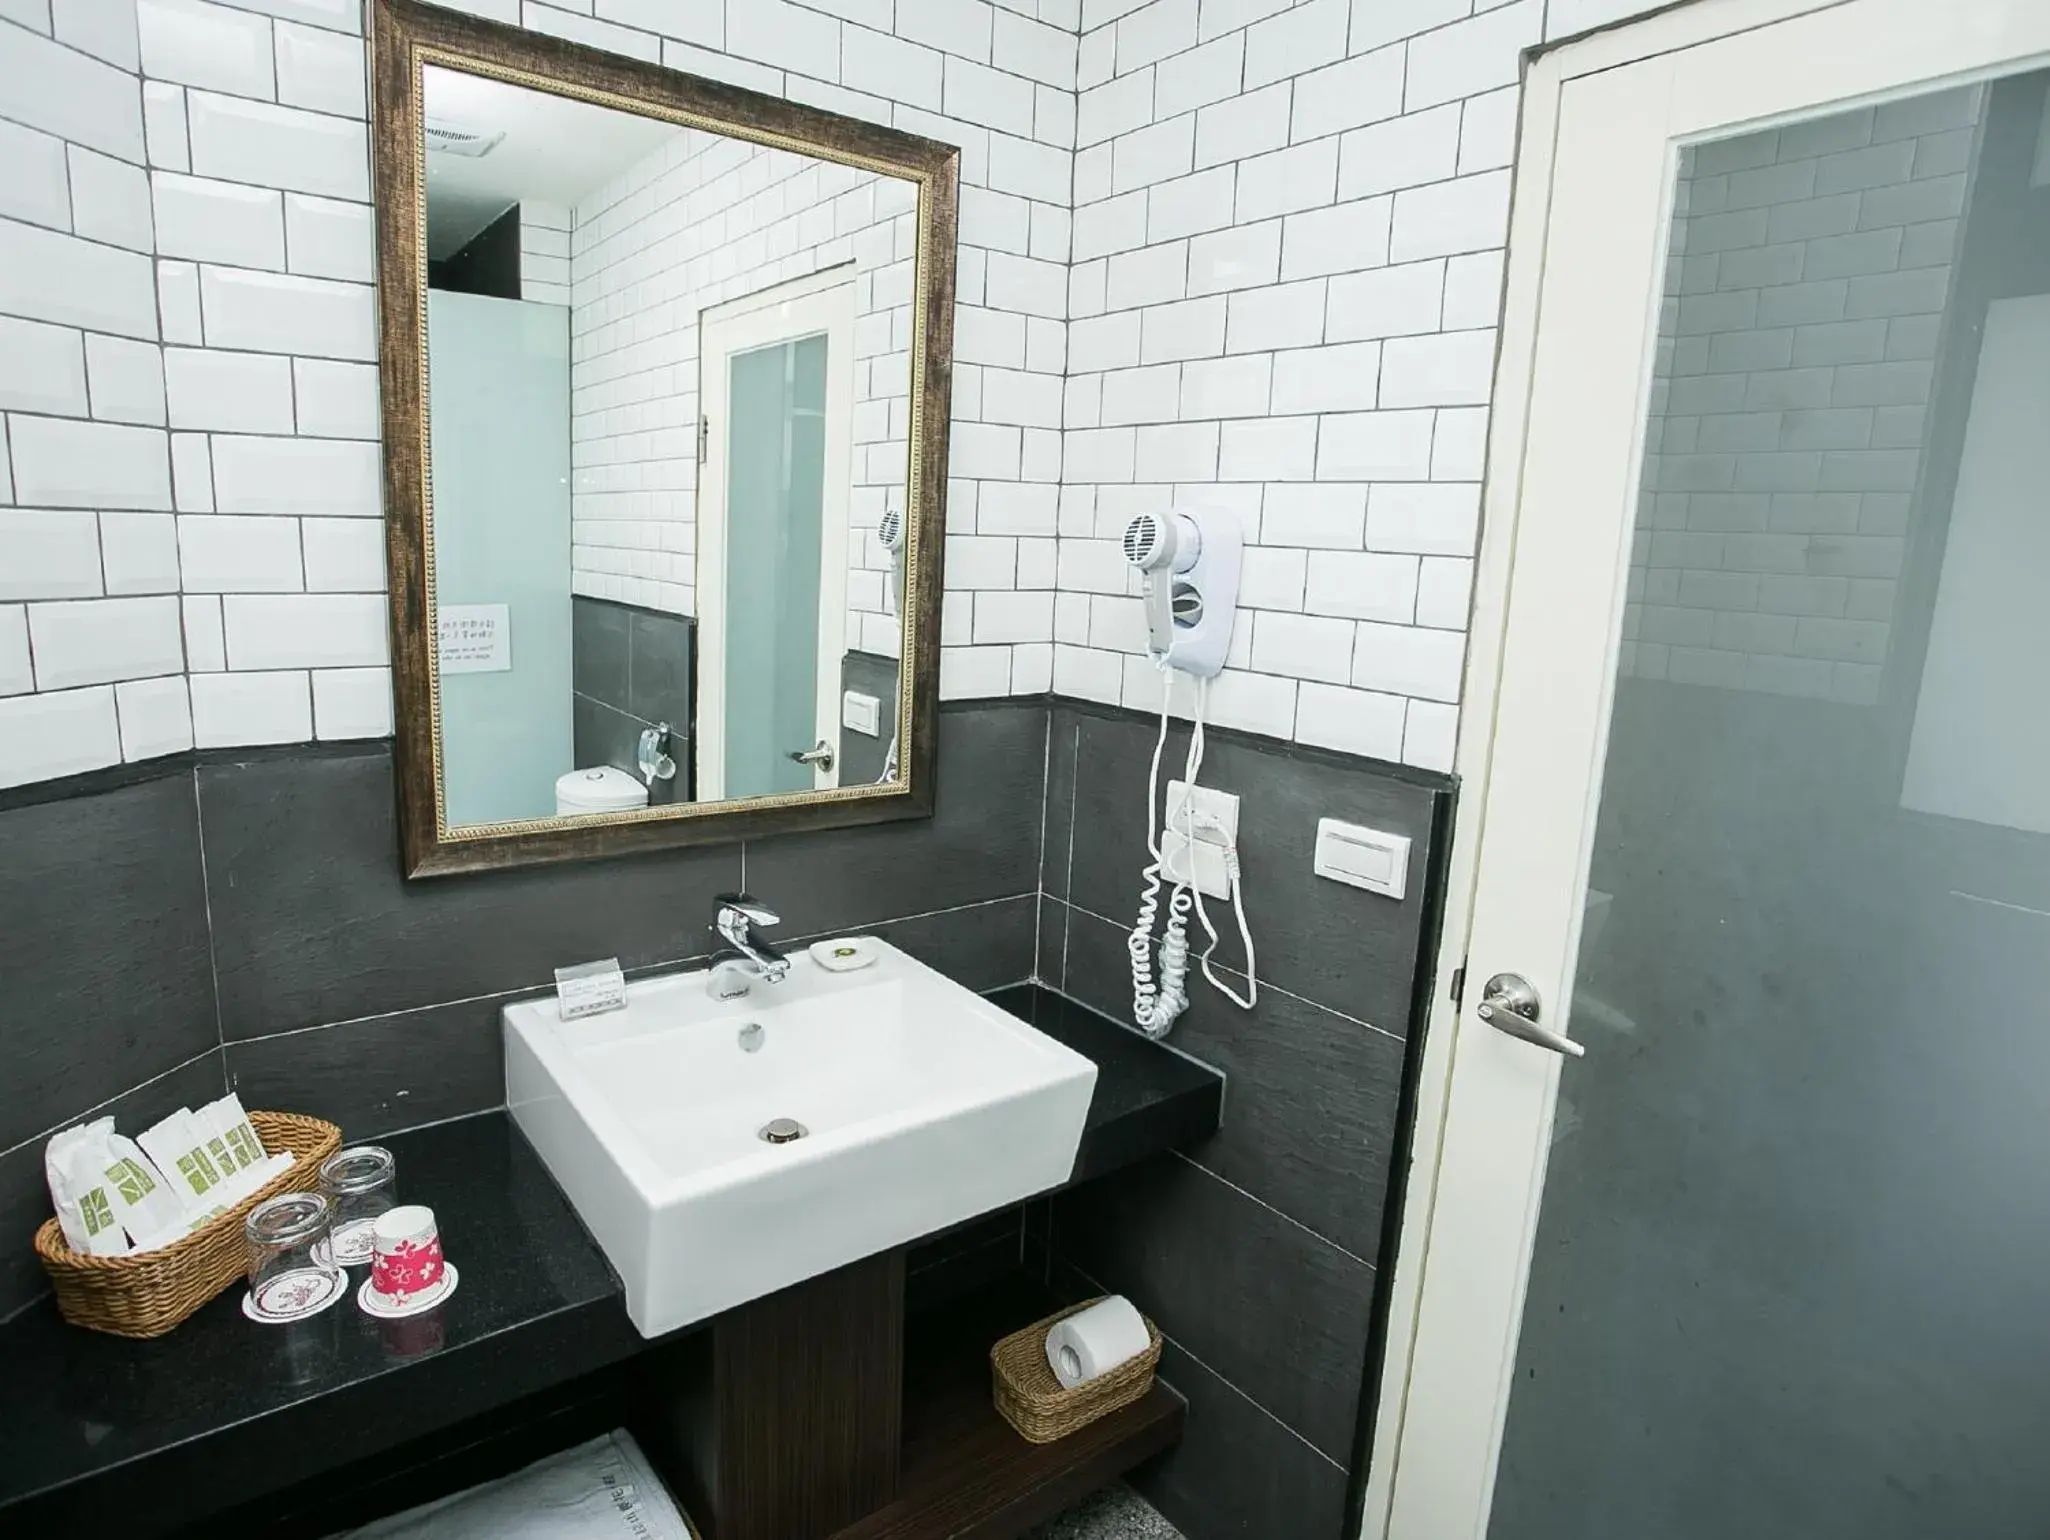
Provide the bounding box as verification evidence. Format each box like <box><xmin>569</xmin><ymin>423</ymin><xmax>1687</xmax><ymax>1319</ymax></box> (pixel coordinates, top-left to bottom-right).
<box><xmin>1489</xmin><ymin>71</ymin><xmax>2050</xmax><ymax>1540</ymax></box>
<box><xmin>723</xmin><ymin>334</ymin><xmax>828</xmax><ymax>799</ymax></box>
<box><xmin>427</xmin><ymin>291</ymin><xmax>573</xmax><ymax>826</ymax></box>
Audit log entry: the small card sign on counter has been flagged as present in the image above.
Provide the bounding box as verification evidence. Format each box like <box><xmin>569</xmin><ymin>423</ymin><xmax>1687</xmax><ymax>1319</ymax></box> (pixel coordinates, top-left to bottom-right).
<box><xmin>555</xmin><ymin>958</ymin><xmax>627</xmax><ymax>1020</ymax></box>
<box><xmin>439</xmin><ymin>604</ymin><xmax>511</xmax><ymax>674</ymax></box>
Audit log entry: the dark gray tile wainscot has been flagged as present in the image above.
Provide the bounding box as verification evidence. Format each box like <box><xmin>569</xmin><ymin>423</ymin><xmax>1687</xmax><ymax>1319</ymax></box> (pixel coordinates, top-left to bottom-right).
<box><xmin>1038</xmin><ymin>700</ymin><xmax>1451</xmax><ymax>1539</ymax></box>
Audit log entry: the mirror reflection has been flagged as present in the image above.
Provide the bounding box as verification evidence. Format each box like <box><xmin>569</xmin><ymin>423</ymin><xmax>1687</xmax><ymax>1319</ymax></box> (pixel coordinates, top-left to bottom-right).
<box><xmin>421</xmin><ymin>65</ymin><xmax>914</xmax><ymax>828</ymax></box>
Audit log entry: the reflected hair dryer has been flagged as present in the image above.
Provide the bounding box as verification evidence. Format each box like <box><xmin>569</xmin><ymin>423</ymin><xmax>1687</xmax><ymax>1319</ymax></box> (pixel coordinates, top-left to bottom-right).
<box><xmin>877</xmin><ymin>503</ymin><xmax>907</xmax><ymax>618</ymax></box>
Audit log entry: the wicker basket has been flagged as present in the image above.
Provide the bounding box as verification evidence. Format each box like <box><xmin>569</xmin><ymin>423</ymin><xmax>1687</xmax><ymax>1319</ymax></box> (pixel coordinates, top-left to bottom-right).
<box><xmin>991</xmin><ymin>1298</ymin><xmax>1163</xmax><ymax>1444</ymax></box>
<box><xmin>33</xmin><ymin>1111</ymin><xmax>343</xmax><ymax>1339</ymax></box>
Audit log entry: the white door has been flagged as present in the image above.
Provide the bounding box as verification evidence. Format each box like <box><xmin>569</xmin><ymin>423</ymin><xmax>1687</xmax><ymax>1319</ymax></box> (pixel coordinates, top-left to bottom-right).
<box><xmin>1373</xmin><ymin>3</ymin><xmax>2050</xmax><ymax>1537</ymax></box>
<box><xmin>695</xmin><ymin>269</ymin><xmax>856</xmax><ymax>801</ymax></box>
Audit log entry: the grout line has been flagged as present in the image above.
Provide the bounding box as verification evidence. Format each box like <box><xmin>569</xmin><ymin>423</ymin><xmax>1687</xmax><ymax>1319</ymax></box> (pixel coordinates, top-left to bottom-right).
<box><xmin>1057</xmin><ymin>894</ymin><xmax>1406</xmax><ymax>1042</ymax></box>
<box><xmin>1169</xmin><ymin>1147</ymin><xmax>1378</xmax><ymax>1270</ymax></box>
<box><xmin>1060</xmin><ymin>715</ymin><xmax>1080</xmax><ymax>896</ymax></box>
<box><xmin>196</xmin><ymin>2</ymin><xmax>363</xmax><ymax>41</ymax></box>
<box><xmin>109</xmin><ymin>675</ymin><xmax>128</xmax><ymax>763</ymax></box>
<box><xmin>1061</xmin><ymin>1258</ymin><xmax>1348</xmax><ymax>1471</ymax></box>
<box><xmin>1163</xmin><ymin>1331</ymin><xmax>1350</xmax><ymax>1471</ymax></box>
<box><xmin>218</xmin><ymin>893</ymin><xmax>1043</xmax><ymax>1048</ymax></box>
<box><xmin>1033</xmin><ymin>703</ymin><xmax>1053</xmax><ymax>967</ymax></box>
<box><xmin>357</xmin><ymin>1102</ymin><xmax>503</xmax><ymax>1143</ymax></box>
<box><xmin>220</xmin><ymin>979</ymin><xmax>550</xmax><ymax>1047</ymax></box>
<box><xmin>1052</xmin><ymin>892</ymin><xmax>1071</xmax><ymax>990</ymax></box>
<box><xmin>189</xmin><ymin>765</ymin><xmax>231</xmax><ymax>1080</ymax></box>
<box><xmin>801</xmin><ymin>890</ymin><xmax>1041</xmax><ymax>936</ymax></box>
<box><xmin>0</xmin><ymin>1042</ymin><xmax>222</xmax><ymax>1161</ymax></box>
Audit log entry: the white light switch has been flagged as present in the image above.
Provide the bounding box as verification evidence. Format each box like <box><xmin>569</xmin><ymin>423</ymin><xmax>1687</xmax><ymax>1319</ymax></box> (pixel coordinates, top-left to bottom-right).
<box><xmin>842</xmin><ymin>690</ymin><xmax>881</xmax><ymax>736</ymax></box>
<box><xmin>1314</xmin><ymin>818</ymin><xmax>1410</xmax><ymax>900</ymax></box>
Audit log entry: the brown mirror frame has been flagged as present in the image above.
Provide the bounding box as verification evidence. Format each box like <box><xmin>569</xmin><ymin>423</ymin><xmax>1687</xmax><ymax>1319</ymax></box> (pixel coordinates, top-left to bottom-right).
<box><xmin>370</xmin><ymin>0</ymin><xmax>958</xmax><ymax>879</ymax></box>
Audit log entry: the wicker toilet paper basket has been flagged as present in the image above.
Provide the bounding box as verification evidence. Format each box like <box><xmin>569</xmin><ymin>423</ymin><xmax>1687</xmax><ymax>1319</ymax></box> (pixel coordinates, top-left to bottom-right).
<box><xmin>31</xmin><ymin>1111</ymin><xmax>343</xmax><ymax>1339</ymax></box>
<box><xmin>990</xmin><ymin>1297</ymin><xmax>1163</xmax><ymax>1444</ymax></box>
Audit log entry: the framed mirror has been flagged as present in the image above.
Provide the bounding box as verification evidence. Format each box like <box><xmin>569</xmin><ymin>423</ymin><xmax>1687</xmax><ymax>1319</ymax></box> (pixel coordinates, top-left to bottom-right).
<box><xmin>370</xmin><ymin>0</ymin><xmax>957</xmax><ymax>877</ymax></box>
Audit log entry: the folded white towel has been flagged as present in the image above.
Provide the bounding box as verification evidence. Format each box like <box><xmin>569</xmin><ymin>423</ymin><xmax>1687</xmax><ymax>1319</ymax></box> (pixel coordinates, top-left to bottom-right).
<box><xmin>339</xmin><ymin>1430</ymin><xmax>697</xmax><ymax>1540</ymax></box>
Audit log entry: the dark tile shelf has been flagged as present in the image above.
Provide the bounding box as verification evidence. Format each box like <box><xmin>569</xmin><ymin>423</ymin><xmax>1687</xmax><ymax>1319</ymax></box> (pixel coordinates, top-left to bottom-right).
<box><xmin>0</xmin><ymin>985</ymin><xmax>1221</xmax><ymax>1537</ymax></box>
<box><xmin>989</xmin><ymin>985</ymin><xmax>1224</xmax><ymax>1184</ymax></box>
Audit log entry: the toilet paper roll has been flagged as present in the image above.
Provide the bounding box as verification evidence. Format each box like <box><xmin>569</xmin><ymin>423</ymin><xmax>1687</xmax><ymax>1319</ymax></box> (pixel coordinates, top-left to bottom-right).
<box><xmin>1044</xmin><ymin>1296</ymin><xmax>1151</xmax><ymax>1390</ymax></box>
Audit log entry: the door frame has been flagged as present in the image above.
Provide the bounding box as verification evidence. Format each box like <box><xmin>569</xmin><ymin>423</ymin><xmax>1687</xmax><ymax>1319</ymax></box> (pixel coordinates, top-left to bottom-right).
<box><xmin>1360</xmin><ymin>2</ymin><xmax>2050</xmax><ymax>1536</ymax></box>
<box><xmin>694</xmin><ymin>265</ymin><xmax>858</xmax><ymax>800</ymax></box>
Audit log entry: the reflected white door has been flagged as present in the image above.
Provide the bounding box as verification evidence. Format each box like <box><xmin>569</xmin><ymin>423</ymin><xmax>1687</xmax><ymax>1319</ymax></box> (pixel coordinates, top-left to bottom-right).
<box><xmin>1376</xmin><ymin>3</ymin><xmax>2050</xmax><ymax>1537</ymax></box>
<box><xmin>695</xmin><ymin>271</ymin><xmax>855</xmax><ymax>801</ymax></box>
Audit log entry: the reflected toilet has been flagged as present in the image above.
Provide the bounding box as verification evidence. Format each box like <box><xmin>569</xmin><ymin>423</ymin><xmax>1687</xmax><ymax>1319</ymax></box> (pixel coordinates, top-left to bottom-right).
<box><xmin>554</xmin><ymin>766</ymin><xmax>650</xmax><ymax>818</ymax></box>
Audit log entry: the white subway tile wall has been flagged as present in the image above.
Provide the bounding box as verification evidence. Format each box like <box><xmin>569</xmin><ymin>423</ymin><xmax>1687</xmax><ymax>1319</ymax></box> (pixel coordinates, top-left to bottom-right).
<box><xmin>1057</xmin><ymin>0</ymin><xmax>1571</xmax><ymax>765</ymax></box>
<box><xmin>2</xmin><ymin>0</ymin><xmax>1719</xmax><ymax>789</ymax></box>
<box><xmin>0</xmin><ymin>0</ymin><xmax>391</xmax><ymax>786</ymax></box>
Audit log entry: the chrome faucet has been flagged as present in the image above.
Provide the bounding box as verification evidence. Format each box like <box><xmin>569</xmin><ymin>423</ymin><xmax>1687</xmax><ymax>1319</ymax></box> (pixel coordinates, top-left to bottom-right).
<box><xmin>706</xmin><ymin>893</ymin><xmax>790</xmax><ymax>999</ymax></box>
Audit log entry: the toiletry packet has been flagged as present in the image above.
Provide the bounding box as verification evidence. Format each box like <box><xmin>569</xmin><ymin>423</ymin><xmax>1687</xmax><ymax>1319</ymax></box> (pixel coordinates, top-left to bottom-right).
<box><xmin>100</xmin><ymin>1133</ymin><xmax>192</xmax><ymax>1252</ymax></box>
<box><xmin>46</xmin><ymin>1119</ymin><xmax>130</xmax><ymax>1256</ymax></box>
<box><xmin>225</xmin><ymin>1151</ymin><xmax>295</xmax><ymax>1211</ymax></box>
<box><xmin>200</xmin><ymin>1094</ymin><xmax>266</xmax><ymax>1175</ymax></box>
<box><xmin>138</xmin><ymin>1108</ymin><xmax>232</xmax><ymax>1213</ymax></box>
<box><xmin>198</xmin><ymin>1094</ymin><xmax>276</xmax><ymax>1207</ymax></box>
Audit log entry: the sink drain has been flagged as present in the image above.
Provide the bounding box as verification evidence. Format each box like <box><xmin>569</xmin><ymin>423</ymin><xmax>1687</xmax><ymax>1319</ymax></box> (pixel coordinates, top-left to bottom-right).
<box><xmin>758</xmin><ymin>1118</ymin><xmax>808</xmax><ymax>1144</ymax></box>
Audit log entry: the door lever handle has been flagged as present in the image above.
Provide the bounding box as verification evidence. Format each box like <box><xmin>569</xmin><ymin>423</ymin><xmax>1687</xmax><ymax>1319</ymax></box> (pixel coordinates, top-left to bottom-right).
<box><xmin>788</xmin><ymin>739</ymin><xmax>835</xmax><ymax>772</ymax></box>
<box><xmin>1477</xmin><ymin>973</ymin><xmax>1586</xmax><ymax>1059</ymax></box>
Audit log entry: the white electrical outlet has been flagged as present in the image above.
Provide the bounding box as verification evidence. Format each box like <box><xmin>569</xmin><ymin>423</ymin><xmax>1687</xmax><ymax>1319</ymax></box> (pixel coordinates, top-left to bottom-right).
<box><xmin>1161</xmin><ymin>781</ymin><xmax>1238</xmax><ymax>900</ymax></box>
<box><xmin>1162</xmin><ymin>834</ymin><xmax>1230</xmax><ymax>898</ymax></box>
<box><xmin>1166</xmin><ymin>781</ymin><xmax>1238</xmax><ymax>843</ymax></box>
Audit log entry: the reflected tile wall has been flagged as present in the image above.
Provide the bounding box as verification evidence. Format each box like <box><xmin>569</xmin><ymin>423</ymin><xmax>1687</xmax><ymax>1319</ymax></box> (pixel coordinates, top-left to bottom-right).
<box><xmin>570</xmin><ymin>595</ymin><xmax>694</xmax><ymax>802</ymax></box>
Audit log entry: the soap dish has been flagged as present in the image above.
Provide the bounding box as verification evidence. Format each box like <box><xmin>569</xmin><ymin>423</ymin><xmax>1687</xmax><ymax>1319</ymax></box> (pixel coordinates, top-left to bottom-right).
<box><xmin>808</xmin><ymin>937</ymin><xmax>878</xmax><ymax>972</ymax></box>
<box><xmin>990</xmin><ymin>1298</ymin><xmax>1163</xmax><ymax>1445</ymax></box>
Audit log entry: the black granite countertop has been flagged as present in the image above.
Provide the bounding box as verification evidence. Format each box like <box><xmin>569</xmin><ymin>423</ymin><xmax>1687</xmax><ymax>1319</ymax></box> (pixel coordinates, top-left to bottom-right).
<box><xmin>0</xmin><ymin>1114</ymin><xmax>644</xmax><ymax>1532</ymax></box>
<box><xmin>0</xmin><ymin>986</ymin><xmax>1221</xmax><ymax>1533</ymax></box>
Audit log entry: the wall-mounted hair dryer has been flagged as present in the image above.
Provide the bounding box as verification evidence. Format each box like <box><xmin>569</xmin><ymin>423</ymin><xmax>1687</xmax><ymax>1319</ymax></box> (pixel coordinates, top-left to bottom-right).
<box><xmin>1120</xmin><ymin>507</ymin><xmax>1256</xmax><ymax>1040</ymax></box>
<box><xmin>1121</xmin><ymin>508</ymin><xmax>1241</xmax><ymax>679</ymax></box>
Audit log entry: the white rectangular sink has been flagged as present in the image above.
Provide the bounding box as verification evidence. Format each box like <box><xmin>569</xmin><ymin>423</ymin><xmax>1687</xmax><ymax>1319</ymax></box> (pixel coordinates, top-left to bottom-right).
<box><xmin>504</xmin><ymin>940</ymin><xmax>1097</xmax><ymax>1337</ymax></box>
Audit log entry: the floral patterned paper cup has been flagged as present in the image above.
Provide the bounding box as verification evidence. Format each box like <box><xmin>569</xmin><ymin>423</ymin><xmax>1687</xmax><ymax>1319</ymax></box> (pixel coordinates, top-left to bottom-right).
<box><xmin>367</xmin><ymin>1204</ymin><xmax>445</xmax><ymax>1306</ymax></box>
